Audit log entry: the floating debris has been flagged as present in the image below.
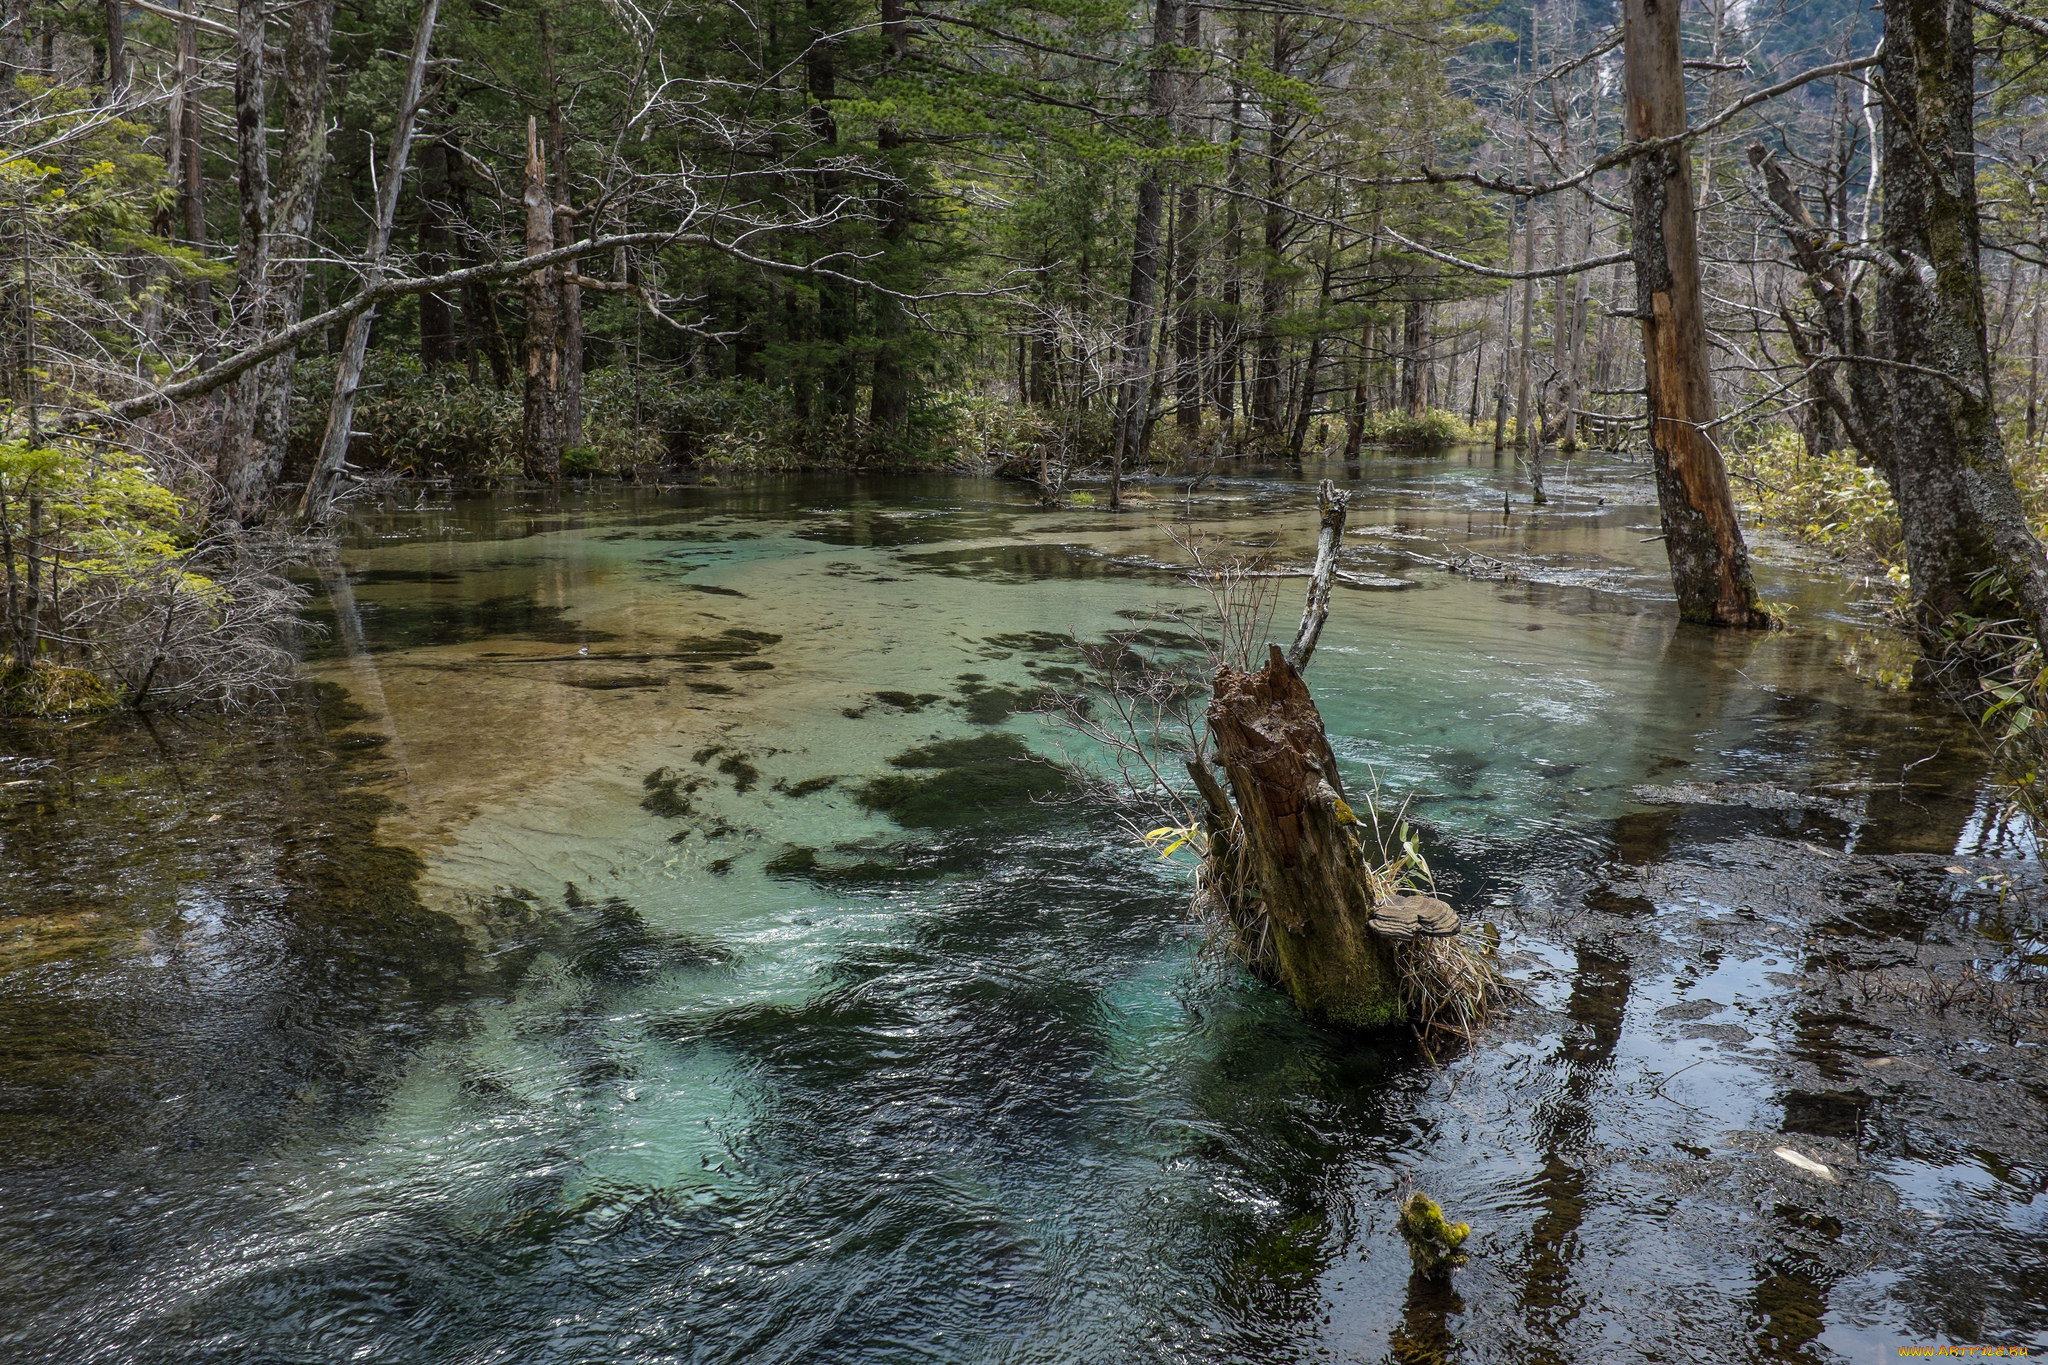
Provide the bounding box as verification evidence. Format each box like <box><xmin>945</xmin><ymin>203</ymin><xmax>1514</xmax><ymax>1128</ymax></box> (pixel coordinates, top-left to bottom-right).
<box><xmin>1772</xmin><ymin>1146</ymin><xmax>1836</xmax><ymax>1181</ymax></box>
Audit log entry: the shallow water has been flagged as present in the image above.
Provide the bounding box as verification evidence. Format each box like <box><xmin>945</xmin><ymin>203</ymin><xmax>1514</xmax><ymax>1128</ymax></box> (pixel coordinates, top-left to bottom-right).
<box><xmin>3</xmin><ymin>451</ymin><xmax>2044</xmax><ymax>1363</ymax></box>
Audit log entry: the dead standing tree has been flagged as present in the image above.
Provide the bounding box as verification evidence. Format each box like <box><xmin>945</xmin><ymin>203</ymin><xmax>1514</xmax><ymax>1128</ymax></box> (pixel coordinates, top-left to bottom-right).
<box><xmin>1622</xmin><ymin>0</ymin><xmax>1766</xmax><ymax>627</ymax></box>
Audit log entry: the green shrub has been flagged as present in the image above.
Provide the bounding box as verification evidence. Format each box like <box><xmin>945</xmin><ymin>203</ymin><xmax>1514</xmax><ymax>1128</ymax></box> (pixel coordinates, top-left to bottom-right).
<box><xmin>1729</xmin><ymin>427</ymin><xmax>1906</xmax><ymax>582</ymax></box>
<box><xmin>1359</xmin><ymin>408</ymin><xmax>1474</xmax><ymax>450</ymax></box>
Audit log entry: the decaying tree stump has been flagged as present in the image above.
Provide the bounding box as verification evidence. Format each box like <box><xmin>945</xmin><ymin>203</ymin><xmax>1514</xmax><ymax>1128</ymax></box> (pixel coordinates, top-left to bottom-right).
<box><xmin>1208</xmin><ymin>643</ymin><xmax>1406</xmax><ymax>1027</ymax></box>
<box><xmin>1192</xmin><ymin>480</ymin><xmax>1408</xmax><ymax>1029</ymax></box>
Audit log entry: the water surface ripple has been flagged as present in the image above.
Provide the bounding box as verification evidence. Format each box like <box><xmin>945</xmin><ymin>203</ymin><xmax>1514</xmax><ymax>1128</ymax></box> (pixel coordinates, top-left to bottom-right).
<box><xmin>3</xmin><ymin>454</ymin><xmax>2044</xmax><ymax>1363</ymax></box>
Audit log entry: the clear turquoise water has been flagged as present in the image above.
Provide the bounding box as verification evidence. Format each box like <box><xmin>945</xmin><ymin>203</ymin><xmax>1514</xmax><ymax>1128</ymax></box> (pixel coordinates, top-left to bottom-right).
<box><xmin>2</xmin><ymin>454</ymin><xmax>2041</xmax><ymax>1363</ymax></box>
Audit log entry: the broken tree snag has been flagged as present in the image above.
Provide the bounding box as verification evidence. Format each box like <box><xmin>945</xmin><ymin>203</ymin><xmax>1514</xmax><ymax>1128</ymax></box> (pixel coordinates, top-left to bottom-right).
<box><xmin>1623</xmin><ymin>0</ymin><xmax>1767</xmax><ymax>628</ymax></box>
<box><xmin>1208</xmin><ymin>645</ymin><xmax>1406</xmax><ymax>1029</ymax></box>
<box><xmin>1286</xmin><ymin>479</ymin><xmax>1350</xmax><ymax>674</ymax></box>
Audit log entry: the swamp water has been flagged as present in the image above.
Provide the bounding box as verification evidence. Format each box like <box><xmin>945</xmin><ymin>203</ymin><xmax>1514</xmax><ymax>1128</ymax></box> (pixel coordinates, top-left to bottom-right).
<box><xmin>2</xmin><ymin>453</ymin><xmax>2044</xmax><ymax>1363</ymax></box>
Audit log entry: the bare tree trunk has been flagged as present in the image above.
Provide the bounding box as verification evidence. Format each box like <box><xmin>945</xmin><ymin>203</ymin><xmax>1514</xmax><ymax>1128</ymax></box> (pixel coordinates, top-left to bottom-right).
<box><xmin>867</xmin><ymin>125</ymin><xmax>913</xmax><ymax>441</ymax></box>
<box><xmin>1512</xmin><ymin>139</ymin><xmax>1535</xmax><ymax>458</ymax></box>
<box><xmin>1518</xmin><ymin>196</ymin><xmax>1543</xmax><ymax>502</ymax></box>
<box><xmin>1110</xmin><ymin>0</ymin><xmax>1183</xmax><ymax>507</ymax></box>
<box><xmin>1624</xmin><ymin>0</ymin><xmax>1763</xmax><ymax>626</ymax></box>
<box><xmin>1251</xmin><ymin>28</ymin><xmax>1292</xmax><ymax>440</ymax></box>
<box><xmin>1401</xmin><ymin>297</ymin><xmax>1431</xmax><ymax>418</ymax></box>
<box><xmin>2029</xmin><ymin>302</ymin><xmax>2042</xmax><ymax>449</ymax></box>
<box><xmin>521</xmin><ymin>115</ymin><xmax>564</xmax><ymax>480</ymax></box>
<box><xmin>417</xmin><ymin>133</ymin><xmax>458</xmax><ymax>369</ymax></box>
<box><xmin>1174</xmin><ymin>181</ymin><xmax>1203</xmax><ymax>430</ymax></box>
<box><xmin>245</xmin><ymin>0</ymin><xmax>339</xmax><ymax>515</ymax></box>
<box><xmin>541</xmin><ymin>9</ymin><xmax>582</xmax><ymax>446</ymax></box>
<box><xmin>214</xmin><ymin>0</ymin><xmax>271</xmax><ymax>522</ymax></box>
<box><xmin>1171</xmin><ymin>0</ymin><xmax>1202</xmax><ymax>432</ymax></box>
<box><xmin>1216</xmin><ymin>47</ymin><xmax>1246</xmax><ymax>428</ymax></box>
<box><xmin>102</xmin><ymin>0</ymin><xmax>125</xmax><ymax>98</ymax></box>
<box><xmin>447</xmin><ymin>135</ymin><xmax>513</xmax><ymax>387</ymax></box>
<box><xmin>1492</xmin><ymin>284</ymin><xmax>1511</xmax><ymax>450</ymax></box>
<box><xmin>1748</xmin><ymin>143</ymin><xmax>1890</xmax><ymax>472</ymax></box>
<box><xmin>176</xmin><ymin>0</ymin><xmax>208</xmax><ymax>321</ymax></box>
<box><xmin>299</xmin><ymin>0</ymin><xmax>438</xmax><ymax>518</ymax></box>
<box><xmin>1876</xmin><ymin>0</ymin><xmax>2048</xmax><ymax>653</ymax></box>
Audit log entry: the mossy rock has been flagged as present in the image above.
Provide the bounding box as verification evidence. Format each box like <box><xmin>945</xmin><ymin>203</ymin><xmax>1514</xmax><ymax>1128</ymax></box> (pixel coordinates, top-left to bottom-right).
<box><xmin>1</xmin><ymin>663</ymin><xmax>117</xmax><ymax>718</ymax></box>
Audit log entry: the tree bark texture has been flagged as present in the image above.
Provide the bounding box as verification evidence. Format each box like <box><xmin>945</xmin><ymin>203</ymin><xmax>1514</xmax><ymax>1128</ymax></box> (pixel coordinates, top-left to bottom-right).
<box><xmin>522</xmin><ymin>116</ymin><xmax>565</xmax><ymax>480</ymax></box>
<box><xmin>1401</xmin><ymin>298</ymin><xmax>1432</xmax><ymax>418</ymax></box>
<box><xmin>1207</xmin><ymin>646</ymin><xmax>1405</xmax><ymax>1030</ymax></box>
<box><xmin>541</xmin><ymin>10</ymin><xmax>583</xmax><ymax>445</ymax></box>
<box><xmin>214</xmin><ymin>0</ymin><xmax>271</xmax><ymax>522</ymax></box>
<box><xmin>1875</xmin><ymin>0</ymin><xmax>2048</xmax><ymax>653</ymax></box>
<box><xmin>246</xmin><ymin>0</ymin><xmax>338</xmax><ymax>514</ymax></box>
<box><xmin>1110</xmin><ymin>0</ymin><xmax>1182</xmax><ymax>504</ymax></box>
<box><xmin>176</xmin><ymin>0</ymin><xmax>208</xmax><ymax>317</ymax></box>
<box><xmin>1191</xmin><ymin>483</ymin><xmax>1408</xmax><ymax>1030</ymax></box>
<box><xmin>1624</xmin><ymin>0</ymin><xmax>1764</xmax><ymax>626</ymax></box>
<box><xmin>418</xmin><ymin>135</ymin><xmax>458</xmax><ymax>369</ymax></box>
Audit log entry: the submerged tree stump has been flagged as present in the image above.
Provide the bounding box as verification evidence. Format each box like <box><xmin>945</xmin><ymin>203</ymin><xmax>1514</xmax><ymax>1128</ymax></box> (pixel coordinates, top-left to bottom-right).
<box><xmin>1206</xmin><ymin>643</ymin><xmax>1406</xmax><ymax>1029</ymax></box>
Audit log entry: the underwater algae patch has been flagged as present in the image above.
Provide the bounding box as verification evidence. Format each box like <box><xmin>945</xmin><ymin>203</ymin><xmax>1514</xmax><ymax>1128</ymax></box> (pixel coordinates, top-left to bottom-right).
<box><xmin>855</xmin><ymin>732</ymin><xmax>1067</xmax><ymax>829</ymax></box>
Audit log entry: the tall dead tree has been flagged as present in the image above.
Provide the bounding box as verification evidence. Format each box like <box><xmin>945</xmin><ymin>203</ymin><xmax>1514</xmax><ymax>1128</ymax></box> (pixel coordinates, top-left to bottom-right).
<box><xmin>522</xmin><ymin>115</ymin><xmax>565</xmax><ymax>479</ymax></box>
<box><xmin>247</xmin><ymin>0</ymin><xmax>339</xmax><ymax>515</ymax></box>
<box><xmin>301</xmin><ymin>0</ymin><xmax>439</xmax><ymax>519</ymax></box>
<box><xmin>541</xmin><ymin>9</ymin><xmax>582</xmax><ymax>446</ymax></box>
<box><xmin>1623</xmin><ymin>0</ymin><xmax>1764</xmax><ymax>626</ymax></box>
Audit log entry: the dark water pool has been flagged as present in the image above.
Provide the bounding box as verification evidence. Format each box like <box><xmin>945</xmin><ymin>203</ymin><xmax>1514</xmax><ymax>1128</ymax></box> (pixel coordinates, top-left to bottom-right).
<box><xmin>3</xmin><ymin>453</ymin><xmax>2044</xmax><ymax>1363</ymax></box>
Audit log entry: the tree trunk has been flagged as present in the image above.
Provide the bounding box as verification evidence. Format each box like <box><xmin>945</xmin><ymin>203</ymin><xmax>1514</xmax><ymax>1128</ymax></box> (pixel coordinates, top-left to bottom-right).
<box><xmin>1110</xmin><ymin>0</ymin><xmax>1182</xmax><ymax>506</ymax></box>
<box><xmin>1748</xmin><ymin>142</ymin><xmax>1890</xmax><ymax>472</ymax></box>
<box><xmin>102</xmin><ymin>0</ymin><xmax>126</xmax><ymax>98</ymax></box>
<box><xmin>867</xmin><ymin>123</ymin><xmax>913</xmax><ymax>441</ymax></box>
<box><xmin>447</xmin><ymin>134</ymin><xmax>514</xmax><ymax>387</ymax></box>
<box><xmin>243</xmin><ymin>0</ymin><xmax>338</xmax><ymax>516</ymax></box>
<box><xmin>214</xmin><ymin>0</ymin><xmax>271</xmax><ymax>523</ymax></box>
<box><xmin>1202</xmin><ymin>484</ymin><xmax>1406</xmax><ymax>1030</ymax></box>
<box><xmin>521</xmin><ymin>116</ymin><xmax>564</xmax><ymax>479</ymax></box>
<box><xmin>541</xmin><ymin>9</ymin><xmax>582</xmax><ymax>445</ymax></box>
<box><xmin>804</xmin><ymin>0</ymin><xmax>856</xmax><ymax>422</ymax></box>
<box><xmin>1174</xmin><ymin>180</ymin><xmax>1203</xmax><ymax>430</ymax></box>
<box><xmin>418</xmin><ymin>134</ymin><xmax>458</xmax><ymax>369</ymax></box>
<box><xmin>1876</xmin><ymin>0</ymin><xmax>2048</xmax><ymax>653</ymax></box>
<box><xmin>1519</xmin><ymin>199</ymin><xmax>1544</xmax><ymax>502</ymax></box>
<box><xmin>177</xmin><ymin>0</ymin><xmax>208</xmax><ymax>320</ymax></box>
<box><xmin>1624</xmin><ymin>0</ymin><xmax>1764</xmax><ymax>626</ymax></box>
<box><xmin>1402</xmin><ymin>297</ymin><xmax>1431</xmax><ymax>418</ymax></box>
<box><xmin>1171</xmin><ymin>0</ymin><xmax>1202</xmax><ymax>432</ymax></box>
<box><xmin>300</xmin><ymin>0</ymin><xmax>438</xmax><ymax>518</ymax></box>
